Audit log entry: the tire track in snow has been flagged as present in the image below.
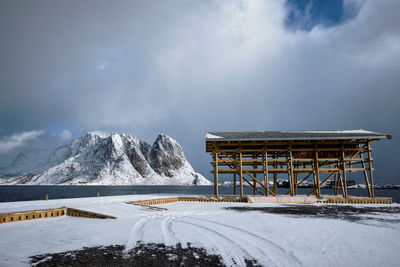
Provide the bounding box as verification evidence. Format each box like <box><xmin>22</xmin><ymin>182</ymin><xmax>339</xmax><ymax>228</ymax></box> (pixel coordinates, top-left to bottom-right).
<box><xmin>126</xmin><ymin>214</ymin><xmax>157</xmax><ymax>249</ymax></box>
<box><xmin>175</xmin><ymin>219</ymin><xmax>251</xmax><ymax>266</ymax></box>
<box><xmin>184</xmin><ymin>216</ymin><xmax>302</xmax><ymax>267</ymax></box>
<box><xmin>125</xmin><ymin>213</ymin><xmax>302</xmax><ymax>266</ymax></box>
<box><xmin>161</xmin><ymin>215</ymin><xmax>180</xmax><ymax>245</ymax></box>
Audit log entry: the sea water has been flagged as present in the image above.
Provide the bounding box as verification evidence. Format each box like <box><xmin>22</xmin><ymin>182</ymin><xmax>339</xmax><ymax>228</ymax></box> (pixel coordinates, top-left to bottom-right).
<box><xmin>0</xmin><ymin>185</ymin><xmax>399</xmax><ymax>203</ymax></box>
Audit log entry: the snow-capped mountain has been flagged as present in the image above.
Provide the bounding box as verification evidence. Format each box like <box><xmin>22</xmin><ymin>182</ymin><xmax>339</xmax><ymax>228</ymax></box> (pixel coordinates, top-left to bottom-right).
<box><xmin>0</xmin><ymin>132</ymin><xmax>211</xmax><ymax>185</ymax></box>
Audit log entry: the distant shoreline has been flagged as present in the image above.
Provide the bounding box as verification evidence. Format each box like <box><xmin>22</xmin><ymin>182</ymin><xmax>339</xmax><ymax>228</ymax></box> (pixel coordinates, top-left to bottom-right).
<box><xmin>0</xmin><ymin>184</ymin><xmax>399</xmax><ymax>189</ymax></box>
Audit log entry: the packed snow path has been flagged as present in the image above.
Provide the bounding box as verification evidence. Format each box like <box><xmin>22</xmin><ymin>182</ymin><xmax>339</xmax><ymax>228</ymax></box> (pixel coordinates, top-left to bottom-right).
<box><xmin>0</xmin><ymin>194</ymin><xmax>399</xmax><ymax>266</ymax></box>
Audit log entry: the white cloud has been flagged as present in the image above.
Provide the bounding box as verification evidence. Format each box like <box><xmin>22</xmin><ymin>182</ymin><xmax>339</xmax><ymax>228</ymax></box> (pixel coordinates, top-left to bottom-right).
<box><xmin>60</xmin><ymin>129</ymin><xmax>72</xmax><ymax>140</ymax></box>
<box><xmin>0</xmin><ymin>130</ymin><xmax>45</xmax><ymax>153</ymax></box>
<box><xmin>0</xmin><ymin>0</ymin><xmax>399</xmax><ymax>181</ymax></box>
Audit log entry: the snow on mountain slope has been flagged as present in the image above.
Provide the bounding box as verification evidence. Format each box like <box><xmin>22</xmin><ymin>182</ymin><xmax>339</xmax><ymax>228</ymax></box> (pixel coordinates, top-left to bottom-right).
<box><xmin>3</xmin><ymin>148</ymin><xmax>52</xmax><ymax>176</ymax></box>
<box><xmin>0</xmin><ymin>132</ymin><xmax>211</xmax><ymax>185</ymax></box>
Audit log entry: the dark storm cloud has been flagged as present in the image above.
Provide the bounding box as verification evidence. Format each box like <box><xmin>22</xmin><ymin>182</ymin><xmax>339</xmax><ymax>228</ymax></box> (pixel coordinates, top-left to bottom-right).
<box><xmin>0</xmin><ymin>0</ymin><xmax>399</xmax><ymax>182</ymax></box>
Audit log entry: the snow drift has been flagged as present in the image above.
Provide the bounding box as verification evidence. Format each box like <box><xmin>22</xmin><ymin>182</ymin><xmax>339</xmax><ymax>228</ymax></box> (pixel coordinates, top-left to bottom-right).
<box><xmin>0</xmin><ymin>132</ymin><xmax>211</xmax><ymax>185</ymax></box>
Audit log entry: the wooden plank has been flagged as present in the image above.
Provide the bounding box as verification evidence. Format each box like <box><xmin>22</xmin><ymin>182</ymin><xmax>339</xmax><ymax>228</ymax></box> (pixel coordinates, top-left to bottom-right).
<box><xmin>367</xmin><ymin>141</ymin><xmax>375</xmax><ymax>198</ymax></box>
<box><xmin>241</xmin><ymin>176</ymin><xmax>264</xmax><ymax>195</ymax></box>
<box><xmin>360</xmin><ymin>152</ymin><xmax>372</xmax><ymax>197</ymax></box>
<box><xmin>341</xmin><ymin>144</ymin><xmax>348</xmax><ymax>198</ymax></box>
<box><xmin>285</xmin><ymin>172</ymin><xmax>313</xmax><ymax>195</ymax></box>
<box><xmin>314</xmin><ymin>145</ymin><xmax>321</xmax><ymax>197</ymax></box>
<box><xmin>219</xmin><ymin>151</ymin><xmax>274</xmax><ymax>195</ymax></box>
<box><xmin>253</xmin><ymin>153</ymin><xmax>257</xmax><ymax>195</ymax></box>
<box><xmin>239</xmin><ymin>151</ymin><xmax>243</xmax><ymax>198</ymax></box>
<box><xmin>233</xmin><ymin>173</ymin><xmax>237</xmax><ymax>195</ymax></box>
<box><xmin>207</xmin><ymin>147</ymin><xmax>365</xmax><ymax>153</ymax></box>
<box><xmin>273</xmin><ymin>155</ymin><xmax>277</xmax><ymax>194</ymax></box>
<box><xmin>333</xmin><ymin>170</ymin><xmax>338</xmax><ymax>195</ymax></box>
<box><xmin>288</xmin><ymin>144</ymin><xmax>295</xmax><ymax>196</ymax></box>
<box><xmin>263</xmin><ymin>148</ymin><xmax>269</xmax><ymax>196</ymax></box>
<box><xmin>211</xmin><ymin>168</ymin><xmax>370</xmax><ymax>174</ymax></box>
<box><xmin>307</xmin><ymin>172</ymin><xmax>336</xmax><ymax>196</ymax></box>
<box><xmin>214</xmin><ymin>152</ymin><xmax>218</xmax><ymax>197</ymax></box>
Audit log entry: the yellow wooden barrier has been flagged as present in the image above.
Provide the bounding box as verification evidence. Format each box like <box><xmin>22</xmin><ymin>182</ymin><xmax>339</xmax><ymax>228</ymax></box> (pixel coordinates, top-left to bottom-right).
<box><xmin>0</xmin><ymin>206</ymin><xmax>117</xmax><ymax>224</ymax></box>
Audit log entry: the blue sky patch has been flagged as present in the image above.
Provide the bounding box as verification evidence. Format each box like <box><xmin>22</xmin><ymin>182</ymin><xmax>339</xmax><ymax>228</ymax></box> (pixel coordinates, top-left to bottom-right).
<box><xmin>285</xmin><ymin>0</ymin><xmax>361</xmax><ymax>31</ymax></box>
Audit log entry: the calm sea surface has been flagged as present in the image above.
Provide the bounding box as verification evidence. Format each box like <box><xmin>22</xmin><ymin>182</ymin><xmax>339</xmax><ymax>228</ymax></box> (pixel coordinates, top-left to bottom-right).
<box><xmin>0</xmin><ymin>186</ymin><xmax>399</xmax><ymax>203</ymax></box>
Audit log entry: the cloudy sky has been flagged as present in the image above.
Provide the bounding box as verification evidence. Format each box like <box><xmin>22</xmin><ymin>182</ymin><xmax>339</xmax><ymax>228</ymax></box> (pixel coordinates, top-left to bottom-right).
<box><xmin>0</xmin><ymin>0</ymin><xmax>399</xmax><ymax>183</ymax></box>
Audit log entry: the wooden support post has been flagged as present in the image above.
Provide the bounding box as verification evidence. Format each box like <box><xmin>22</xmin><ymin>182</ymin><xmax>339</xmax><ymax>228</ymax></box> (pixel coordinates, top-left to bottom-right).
<box><xmin>45</xmin><ymin>194</ymin><xmax>48</xmax><ymax>200</ymax></box>
<box><xmin>341</xmin><ymin>144</ymin><xmax>348</xmax><ymax>198</ymax></box>
<box><xmin>288</xmin><ymin>144</ymin><xmax>295</xmax><ymax>196</ymax></box>
<box><xmin>337</xmin><ymin>170</ymin><xmax>345</xmax><ymax>197</ymax></box>
<box><xmin>285</xmin><ymin>172</ymin><xmax>313</xmax><ymax>195</ymax></box>
<box><xmin>333</xmin><ymin>172</ymin><xmax>338</xmax><ymax>195</ymax></box>
<box><xmin>233</xmin><ymin>153</ymin><xmax>237</xmax><ymax>196</ymax></box>
<box><xmin>214</xmin><ymin>151</ymin><xmax>219</xmax><ymax>197</ymax></box>
<box><xmin>233</xmin><ymin>173</ymin><xmax>237</xmax><ymax>195</ymax></box>
<box><xmin>314</xmin><ymin>145</ymin><xmax>321</xmax><ymax>198</ymax></box>
<box><xmin>242</xmin><ymin>176</ymin><xmax>264</xmax><ymax>195</ymax></box>
<box><xmin>239</xmin><ymin>151</ymin><xmax>244</xmax><ymax>198</ymax></box>
<box><xmin>307</xmin><ymin>172</ymin><xmax>336</xmax><ymax>196</ymax></box>
<box><xmin>360</xmin><ymin>152</ymin><xmax>372</xmax><ymax>197</ymax></box>
<box><xmin>273</xmin><ymin>154</ymin><xmax>277</xmax><ymax>194</ymax></box>
<box><xmin>312</xmin><ymin>166</ymin><xmax>317</xmax><ymax>196</ymax></box>
<box><xmin>367</xmin><ymin>141</ymin><xmax>375</xmax><ymax>198</ymax></box>
<box><xmin>263</xmin><ymin>148</ymin><xmax>269</xmax><ymax>196</ymax></box>
<box><xmin>253</xmin><ymin>153</ymin><xmax>257</xmax><ymax>195</ymax></box>
<box><xmin>216</xmin><ymin>151</ymin><xmax>273</xmax><ymax>195</ymax></box>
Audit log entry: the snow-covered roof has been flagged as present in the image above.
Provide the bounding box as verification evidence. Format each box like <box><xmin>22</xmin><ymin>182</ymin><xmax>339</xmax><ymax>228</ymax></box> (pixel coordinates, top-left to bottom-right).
<box><xmin>205</xmin><ymin>130</ymin><xmax>391</xmax><ymax>142</ymax></box>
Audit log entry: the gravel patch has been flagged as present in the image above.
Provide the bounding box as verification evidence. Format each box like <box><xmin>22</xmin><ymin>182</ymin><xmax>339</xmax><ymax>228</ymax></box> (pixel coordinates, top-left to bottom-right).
<box><xmin>31</xmin><ymin>242</ymin><xmax>261</xmax><ymax>267</ymax></box>
<box><xmin>225</xmin><ymin>205</ymin><xmax>400</xmax><ymax>224</ymax></box>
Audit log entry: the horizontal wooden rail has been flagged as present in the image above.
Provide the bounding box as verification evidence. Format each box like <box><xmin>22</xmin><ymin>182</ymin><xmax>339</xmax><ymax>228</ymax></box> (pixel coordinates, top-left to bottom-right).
<box><xmin>212</xmin><ymin>168</ymin><xmax>372</xmax><ymax>174</ymax></box>
<box><xmin>66</xmin><ymin>207</ymin><xmax>117</xmax><ymax>219</ymax></box>
<box><xmin>126</xmin><ymin>197</ymin><xmax>180</xmax><ymax>206</ymax></box>
<box><xmin>0</xmin><ymin>207</ymin><xmax>66</xmax><ymax>224</ymax></box>
<box><xmin>215</xmin><ymin>158</ymin><xmax>373</xmax><ymax>162</ymax></box>
<box><xmin>127</xmin><ymin>196</ymin><xmax>392</xmax><ymax>206</ymax></box>
<box><xmin>0</xmin><ymin>207</ymin><xmax>117</xmax><ymax>224</ymax></box>
<box><xmin>318</xmin><ymin>197</ymin><xmax>392</xmax><ymax>204</ymax></box>
<box><xmin>207</xmin><ymin>148</ymin><xmax>368</xmax><ymax>153</ymax></box>
<box><xmin>126</xmin><ymin>196</ymin><xmax>247</xmax><ymax>209</ymax></box>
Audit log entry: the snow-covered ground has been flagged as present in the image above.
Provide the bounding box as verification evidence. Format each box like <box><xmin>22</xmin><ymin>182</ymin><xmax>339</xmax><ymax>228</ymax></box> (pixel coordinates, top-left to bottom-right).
<box><xmin>1</xmin><ymin>195</ymin><xmax>399</xmax><ymax>266</ymax></box>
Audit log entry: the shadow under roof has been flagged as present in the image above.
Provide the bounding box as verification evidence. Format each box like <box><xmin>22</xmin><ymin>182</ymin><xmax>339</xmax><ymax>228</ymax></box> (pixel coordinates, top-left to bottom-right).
<box><xmin>205</xmin><ymin>130</ymin><xmax>391</xmax><ymax>142</ymax></box>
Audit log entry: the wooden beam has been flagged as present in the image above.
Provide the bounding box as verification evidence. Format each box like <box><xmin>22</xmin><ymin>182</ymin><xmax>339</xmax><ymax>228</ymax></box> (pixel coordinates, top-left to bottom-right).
<box><xmin>233</xmin><ymin>173</ymin><xmax>237</xmax><ymax>196</ymax></box>
<box><xmin>211</xmin><ymin>168</ymin><xmax>371</xmax><ymax>174</ymax></box>
<box><xmin>214</xmin><ymin>152</ymin><xmax>218</xmax><ymax>197</ymax></box>
<box><xmin>241</xmin><ymin>176</ymin><xmax>265</xmax><ymax>195</ymax></box>
<box><xmin>314</xmin><ymin>145</ymin><xmax>321</xmax><ymax>198</ymax></box>
<box><xmin>207</xmin><ymin>147</ymin><xmax>365</xmax><ymax>153</ymax></box>
<box><xmin>263</xmin><ymin>148</ymin><xmax>269</xmax><ymax>196</ymax></box>
<box><xmin>217</xmin><ymin>151</ymin><xmax>276</xmax><ymax>196</ymax></box>
<box><xmin>253</xmin><ymin>153</ymin><xmax>257</xmax><ymax>195</ymax></box>
<box><xmin>243</xmin><ymin>171</ymin><xmax>276</xmax><ymax>195</ymax></box>
<box><xmin>285</xmin><ymin>172</ymin><xmax>313</xmax><ymax>195</ymax></box>
<box><xmin>288</xmin><ymin>144</ymin><xmax>295</xmax><ymax>196</ymax></box>
<box><xmin>367</xmin><ymin>141</ymin><xmax>375</xmax><ymax>198</ymax></box>
<box><xmin>239</xmin><ymin>151</ymin><xmax>243</xmax><ymax>198</ymax></box>
<box><xmin>333</xmin><ymin>170</ymin><xmax>338</xmax><ymax>195</ymax></box>
<box><xmin>360</xmin><ymin>152</ymin><xmax>372</xmax><ymax>197</ymax></box>
<box><xmin>219</xmin><ymin>151</ymin><xmax>275</xmax><ymax>195</ymax></box>
<box><xmin>337</xmin><ymin>170</ymin><xmax>345</xmax><ymax>197</ymax></box>
<box><xmin>307</xmin><ymin>172</ymin><xmax>336</xmax><ymax>196</ymax></box>
<box><xmin>273</xmin><ymin>154</ymin><xmax>277</xmax><ymax>194</ymax></box>
<box><xmin>341</xmin><ymin>144</ymin><xmax>348</xmax><ymax>198</ymax></box>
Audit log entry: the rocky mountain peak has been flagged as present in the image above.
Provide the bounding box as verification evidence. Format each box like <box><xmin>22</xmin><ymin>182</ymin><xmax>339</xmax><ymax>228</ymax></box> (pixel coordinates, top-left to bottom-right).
<box><xmin>150</xmin><ymin>134</ymin><xmax>185</xmax><ymax>177</ymax></box>
<box><xmin>0</xmin><ymin>132</ymin><xmax>211</xmax><ymax>186</ymax></box>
